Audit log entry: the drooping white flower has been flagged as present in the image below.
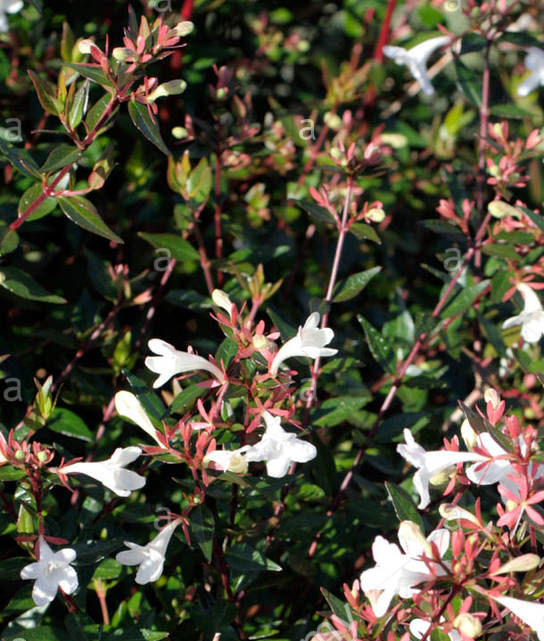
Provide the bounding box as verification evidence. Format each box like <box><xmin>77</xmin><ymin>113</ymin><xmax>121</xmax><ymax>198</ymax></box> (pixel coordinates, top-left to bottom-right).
<box><xmin>20</xmin><ymin>536</ymin><xmax>78</xmax><ymax>607</ymax></box>
<box><xmin>0</xmin><ymin>0</ymin><xmax>23</xmax><ymax>32</ymax></box>
<box><xmin>114</xmin><ymin>391</ymin><xmax>164</xmax><ymax>447</ymax></box>
<box><xmin>360</xmin><ymin>521</ymin><xmax>450</xmax><ymax>618</ymax></box>
<box><xmin>211</xmin><ymin>289</ymin><xmax>234</xmax><ymax>317</ymax></box>
<box><xmin>492</xmin><ymin>594</ymin><xmax>544</xmax><ymax>641</ymax></box>
<box><xmin>60</xmin><ymin>447</ymin><xmax>145</xmax><ymax>497</ymax></box>
<box><xmin>244</xmin><ymin>411</ymin><xmax>317</xmax><ymax>477</ymax></box>
<box><xmin>517</xmin><ymin>47</ymin><xmax>544</xmax><ymax>97</ymax></box>
<box><xmin>383</xmin><ymin>36</ymin><xmax>450</xmax><ymax>96</ymax></box>
<box><xmin>204</xmin><ymin>446</ymin><xmax>250</xmax><ymax>474</ymax></box>
<box><xmin>145</xmin><ymin>338</ymin><xmax>225</xmax><ymax>388</ymax></box>
<box><xmin>397</xmin><ymin>429</ymin><xmax>488</xmax><ymax>509</ymax></box>
<box><xmin>116</xmin><ymin>519</ymin><xmax>181</xmax><ymax>585</ymax></box>
<box><xmin>269</xmin><ymin>312</ymin><xmax>337</xmax><ymax>376</ymax></box>
<box><xmin>502</xmin><ymin>283</ymin><xmax>544</xmax><ymax>343</ymax></box>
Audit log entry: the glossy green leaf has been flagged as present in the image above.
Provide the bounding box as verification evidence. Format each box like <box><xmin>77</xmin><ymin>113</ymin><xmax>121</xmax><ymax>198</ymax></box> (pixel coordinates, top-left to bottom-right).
<box><xmin>297</xmin><ymin>200</ymin><xmax>335</xmax><ymax>223</ymax></box>
<box><xmin>47</xmin><ymin>407</ymin><xmax>93</xmax><ymax>441</ymax></box>
<box><xmin>138</xmin><ymin>232</ymin><xmax>199</xmax><ymax>261</ymax></box>
<box><xmin>454</xmin><ymin>58</ymin><xmax>481</xmax><ymax>108</ymax></box>
<box><xmin>348</xmin><ymin>222</ymin><xmax>381</xmax><ymax>244</ymax></box>
<box><xmin>0</xmin><ymin>138</ymin><xmax>41</xmax><ymax>178</ymax></box>
<box><xmin>65</xmin><ymin>62</ymin><xmax>113</xmax><ymax>86</ymax></box>
<box><xmin>58</xmin><ymin>195</ymin><xmax>123</xmax><ymax>243</ymax></box>
<box><xmin>358</xmin><ymin>315</ymin><xmax>396</xmax><ymax>374</ymax></box>
<box><xmin>68</xmin><ymin>79</ymin><xmax>90</xmax><ymax>128</ymax></box>
<box><xmin>18</xmin><ymin>183</ymin><xmax>58</xmax><ymax>222</ymax></box>
<box><xmin>191</xmin><ymin>504</ymin><xmax>215</xmax><ymax>562</ymax></box>
<box><xmin>28</xmin><ymin>70</ymin><xmax>62</xmax><ymax>116</ymax></box>
<box><xmin>440</xmin><ymin>280</ymin><xmax>489</xmax><ymax>318</ymax></box>
<box><xmin>385</xmin><ymin>481</ymin><xmax>425</xmax><ymax>529</ymax></box>
<box><xmin>0</xmin><ymin>267</ymin><xmax>66</xmax><ymax>303</ymax></box>
<box><xmin>333</xmin><ymin>266</ymin><xmax>381</xmax><ymax>302</ymax></box>
<box><xmin>40</xmin><ymin>144</ymin><xmax>82</xmax><ymax>174</ymax></box>
<box><xmin>128</xmin><ymin>100</ymin><xmax>170</xmax><ymax>156</ymax></box>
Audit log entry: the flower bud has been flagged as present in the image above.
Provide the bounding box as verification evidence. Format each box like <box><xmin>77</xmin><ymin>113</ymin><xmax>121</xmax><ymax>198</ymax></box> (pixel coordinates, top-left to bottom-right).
<box><xmin>173</xmin><ymin>21</ymin><xmax>194</xmax><ymax>37</ymax></box>
<box><xmin>211</xmin><ymin>289</ymin><xmax>233</xmax><ymax>315</ymax></box>
<box><xmin>252</xmin><ymin>334</ymin><xmax>269</xmax><ymax>350</ymax></box>
<box><xmin>488</xmin><ymin>201</ymin><xmax>522</xmax><ymax>220</ymax></box>
<box><xmin>113</xmin><ymin>47</ymin><xmax>133</xmax><ymax>61</ymax></box>
<box><xmin>15</xmin><ymin>449</ymin><xmax>25</xmax><ymax>461</ymax></box>
<box><xmin>324</xmin><ymin>112</ymin><xmax>342</xmax><ymax>131</ymax></box>
<box><xmin>381</xmin><ymin>133</ymin><xmax>408</xmax><ymax>149</ymax></box>
<box><xmin>454</xmin><ymin>613</ymin><xmax>482</xmax><ymax>638</ymax></box>
<box><xmin>439</xmin><ymin>503</ymin><xmax>480</xmax><ymax>526</ymax></box>
<box><xmin>461</xmin><ymin>418</ymin><xmax>478</xmax><ymax>450</ymax></box>
<box><xmin>228</xmin><ymin>452</ymin><xmax>248</xmax><ymax>474</ymax></box>
<box><xmin>148</xmin><ymin>80</ymin><xmax>187</xmax><ymax>102</ymax></box>
<box><xmin>490</xmin><ymin>554</ymin><xmax>541</xmax><ymax>575</ymax></box>
<box><xmin>398</xmin><ymin>521</ymin><xmax>431</xmax><ymax>555</ymax></box>
<box><xmin>78</xmin><ymin>39</ymin><xmax>95</xmax><ymax>55</ymax></box>
<box><xmin>484</xmin><ymin>388</ymin><xmax>500</xmax><ymax>409</ymax></box>
<box><xmin>172</xmin><ymin>126</ymin><xmax>188</xmax><ymax>139</ymax></box>
<box><xmin>37</xmin><ymin>450</ymin><xmax>49</xmax><ymax>463</ymax></box>
<box><xmin>215</xmin><ymin>87</ymin><xmax>228</xmax><ymax>100</ymax></box>
<box><xmin>366</xmin><ymin>207</ymin><xmax>386</xmax><ymax>223</ymax></box>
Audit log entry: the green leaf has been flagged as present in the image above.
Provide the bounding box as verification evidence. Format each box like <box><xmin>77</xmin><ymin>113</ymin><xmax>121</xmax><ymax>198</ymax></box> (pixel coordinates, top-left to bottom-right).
<box><xmin>138</xmin><ymin>232</ymin><xmax>199</xmax><ymax>261</ymax></box>
<box><xmin>454</xmin><ymin>58</ymin><xmax>481</xmax><ymax>108</ymax></box>
<box><xmin>128</xmin><ymin>100</ymin><xmax>171</xmax><ymax>156</ymax></box>
<box><xmin>311</xmin><ymin>395</ymin><xmax>370</xmax><ymax>427</ymax></box>
<box><xmin>321</xmin><ymin>588</ymin><xmax>353</xmax><ymax>623</ymax></box>
<box><xmin>169</xmin><ymin>384</ymin><xmax>207</xmax><ymax>415</ymax></box>
<box><xmin>65</xmin><ymin>62</ymin><xmax>113</xmax><ymax>86</ymax></box>
<box><xmin>18</xmin><ymin>183</ymin><xmax>58</xmax><ymax>222</ymax></box>
<box><xmin>459</xmin><ymin>33</ymin><xmax>487</xmax><ymax>54</ymax></box>
<box><xmin>86</xmin><ymin>93</ymin><xmax>116</xmax><ymax>132</ymax></box>
<box><xmin>500</xmin><ymin>31</ymin><xmax>542</xmax><ymax>47</ymax></box>
<box><xmin>385</xmin><ymin>481</ymin><xmax>425</xmax><ymax>529</ymax></box>
<box><xmin>187</xmin><ymin>157</ymin><xmax>212</xmax><ymax>202</ymax></box>
<box><xmin>481</xmin><ymin>244</ymin><xmax>518</xmax><ymax>260</ymax></box>
<box><xmin>58</xmin><ymin>195</ymin><xmax>123</xmax><ymax>243</ymax></box>
<box><xmin>333</xmin><ymin>266</ymin><xmax>381</xmax><ymax>302</ymax></box>
<box><xmin>215</xmin><ymin>337</ymin><xmax>238</xmax><ymax>368</ymax></box>
<box><xmin>519</xmin><ymin>206</ymin><xmax>544</xmax><ymax>233</ymax></box>
<box><xmin>68</xmin><ymin>80</ymin><xmax>90</xmax><ymax>129</ymax></box>
<box><xmin>348</xmin><ymin>222</ymin><xmax>381</xmax><ymax>244</ymax></box>
<box><xmin>122</xmin><ymin>369</ymin><xmax>166</xmax><ymax>427</ymax></box>
<box><xmin>40</xmin><ymin>144</ymin><xmax>82</xmax><ymax>174</ymax></box>
<box><xmin>4</xmin><ymin>628</ymin><xmax>73</xmax><ymax>641</ymax></box>
<box><xmin>191</xmin><ymin>504</ymin><xmax>214</xmax><ymax>562</ymax></box>
<box><xmin>225</xmin><ymin>543</ymin><xmax>282</xmax><ymax>574</ymax></box>
<box><xmin>418</xmin><ymin>219</ymin><xmax>465</xmax><ymax>239</ymax></box>
<box><xmin>489</xmin><ymin>104</ymin><xmax>533</xmax><ymax>119</ymax></box>
<box><xmin>297</xmin><ymin>200</ymin><xmax>335</xmax><ymax>223</ymax></box>
<box><xmin>0</xmin><ymin>139</ymin><xmax>41</xmax><ymax>178</ymax></box>
<box><xmin>47</xmin><ymin>408</ymin><xmax>93</xmax><ymax>441</ymax></box>
<box><xmin>28</xmin><ymin>70</ymin><xmax>62</xmax><ymax>116</ymax></box>
<box><xmin>358</xmin><ymin>315</ymin><xmax>396</xmax><ymax>374</ymax></box>
<box><xmin>440</xmin><ymin>280</ymin><xmax>489</xmax><ymax>318</ymax></box>
<box><xmin>0</xmin><ymin>267</ymin><xmax>66</xmax><ymax>303</ymax></box>
<box><xmin>0</xmin><ymin>221</ymin><xmax>19</xmax><ymax>256</ymax></box>
<box><xmin>0</xmin><ymin>466</ymin><xmax>26</xmax><ymax>481</ymax></box>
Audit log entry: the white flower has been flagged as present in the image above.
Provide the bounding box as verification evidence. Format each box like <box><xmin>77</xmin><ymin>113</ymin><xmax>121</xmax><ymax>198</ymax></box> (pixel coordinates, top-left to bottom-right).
<box><xmin>211</xmin><ymin>289</ymin><xmax>233</xmax><ymax>317</ymax></box>
<box><xmin>518</xmin><ymin>47</ymin><xmax>544</xmax><ymax>97</ymax></box>
<box><xmin>145</xmin><ymin>338</ymin><xmax>225</xmax><ymax>388</ymax></box>
<box><xmin>114</xmin><ymin>391</ymin><xmax>164</xmax><ymax>447</ymax></box>
<box><xmin>60</xmin><ymin>447</ymin><xmax>145</xmax><ymax>497</ymax></box>
<box><xmin>244</xmin><ymin>411</ymin><xmax>317</xmax><ymax>477</ymax></box>
<box><xmin>0</xmin><ymin>0</ymin><xmax>23</xmax><ymax>32</ymax></box>
<box><xmin>204</xmin><ymin>446</ymin><xmax>250</xmax><ymax>474</ymax></box>
<box><xmin>78</xmin><ymin>38</ymin><xmax>95</xmax><ymax>55</ymax></box>
<box><xmin>410</xmin><ymin>618</ymin><xmax>461</xmax><ymax>641</ymax></box>
<box><xmin>269</xmin><ymin>312</ymin><xmax>337</xmax><ymax>375</ymax></box>
<box><xmin>383</xmin><ymin>36</ymin><xmax>450</xmax><ymax>96</ymax></box>
<box><xmin>397</xmin><ymin>429</ymin><xmax>488</xmax><ymax>509</ymax></box>
<box><xmin>20</xmin><ymin>536</ymin><xmax>78</xmax><ymax>607</ymax></box>
<box><xmin>492</xmin><ymin>594</ymin><xmax>544</xmax><ymax>641</ymax></box>
<box><xmin>502</xmin><ymin>283</ymin><xmax>544</xmax><ymax>343</ymax></box>
<box><xmin>360</xmin><ymin>521</ymin><xmax>450</xmax><ymax>618</ymax></box>
<box><xmin>116</xmin><ymin>519</ymin><xmax>181</xmax><ymax>585</ymax></box>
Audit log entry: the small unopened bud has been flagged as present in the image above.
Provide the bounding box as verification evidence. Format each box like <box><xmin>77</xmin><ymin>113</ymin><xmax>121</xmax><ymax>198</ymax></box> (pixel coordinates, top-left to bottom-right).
<box><xmin>112</xmin><ymin>47</ymin><xmax>133</xmax><ymax>61</ymax></box>
<box><xmin>398</xmin><ymin>521</ymin><xmax>430</xmax><ymax>555</ymax></box>
<box><xmin>173</xmin><ymin>21</ymin><xmax>194</xmax><ymax>37</ymax></box>
<box><xmin>211</xmin><ymin>289</ymin><xmax>233</xmax><ymax>315</ymax></box>
<box><xmin>228</xmin><ymin>452</ymin><xmax>248</xmax><ymax>474</ymax></box>
<box><xmin>366</xmin><ymin>208</ymin><xmax>386</xmax><ymax>223</ymax></box>
<box><xmin>297</xmin><ymin>40</ymin><xmax>310</xmax><ymax>53</ymax></box>
<box><xmin>148</xmin><ymin>80</ymin><xmax>187</xmax><ymax>102</ymax></box>
<box><xmin>323</xmin><ymin>112</ymin><xmax>342</xmax><ymax>131</ymax></box>
<box><xmin>252</xmin><ymin>335</ymin><xmax>269</xmax><ymax>350</ymax></box>
<box><xmin>215</xmin><ymin>87</ymin><xmax>228</xmax><ymax>100</ymax></box>
<box><xmin>330</xmin><ymin>147</ymin><xmax>342</xmax><ymax>160</ymax></box>
<box><xmin>453</xmin><ymin>613</ymin><xmax>482</xmax><ymax>638</ymax></box>
<box><xmin>490</xmin><ymin>553</ymin><xmax>541</xmax><ymax>575</ymax></box>
<box><xmin>15</xmin><ymin>449</ymin><xmax>25</xmax><ymax>461</ymax></box>
<box><xmin>37</xmin><ymin>450</ymin><xmax>49</xmax><ymax>463</ymax></box>
<box><xmin>488</xmin><ymin>201</ymin><xmax>522</xmax><ymax>220</ymax></box>
<box><xmin>484</xmin><ymin>388</ymin><xmax>500</xmax><ymax>409</ymax></box>
<box><xmin>381</xmin><ymin>133</ymin><xmax>408</xmax><ymax>149</ymax></box>
<box><xmin>172</xmin><ymin>126</ymin><xmax>188</xmax><ymax>139</ymax></box>
<box><xmin>461</xmin><ymin>418</ymin><xmax>478</xmax><ymax>450</ymax></box>
<box><xmin>439</xmin><ymin>503</ymin><xmax>480</xmax><ymax>526</ymax></box>
<box><xmin>78</xmin><ymin>39</ymin><xmax>95</xmax><ymax>55</ymax></box>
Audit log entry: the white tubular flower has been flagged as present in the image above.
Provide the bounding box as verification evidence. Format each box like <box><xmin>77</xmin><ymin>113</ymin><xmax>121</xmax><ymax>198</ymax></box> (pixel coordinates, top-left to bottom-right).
<box><xmin>116</xmin><ymin>519</ymin><xmax>181</xmax><ymax>585</ymax></box>
<box><xmin>270</xmin><ymin>312</ymin><xmax>337</xmax><ymax>375</ymax></box>
<box><xmin>397</xmin><ymin>429</ymin><xmax>487</xmax><ymax>509</ymax></box>
<box><xmin>0</xmin><ymin>0</ymin><xmax>23</xmax><ymax>32</ymax></box>
<box><xmin>204</xmin><ymin>446</ymin><xmax>250</xmax><ymax>474</ymax></box>
<box><xmin>60</xmin><ymin>447</ymin><xmax>145</xmax><ymax>497</ymax></box>
<box><xmin>492</xmin><ymin>595</ymin><xmax>544</xmax><ymax>641</ymax></box>
<box><xmin>360</xmin><ymin>521</ymin><xmax>450</xmax><ymax>618</ymax></box>
<box><xmin>518</xmin><ymin>47</ymin><xmax>544</xmax><ymax>97</ymax></box>
<box><xmin>383</xmin><ymin>35</ymin><xmax>450</xmax><ymax>96</ymax></box>
<box><xmin>20</xmin><ymin>536</ymin><xmax>78</xmax><ymax>607</ymax></box>
<box><xmin>145</xmin><ymin>338</ymin><xmax>225</xmax><ymax>389</ymax></box>
<box><xmin>464</xmin><ymin>432</ymin><xmax>514</xmax><ymax>486</ymax></box>
<box><xmin>211</xmin><ymin>289</ymin><xmax>233</xmax><ymax>316</ymax></box>
<box><xmin>502</xmin><ymin>283</ymin><xmax>544</xmax><ymax>343</ymax></box>
<box><xmin>114</xmin><ymin>391</ymin><xmax>164</xmax><ymax>447</ymax></box>
<box><xmin>244</xmin><ymin>411</ymin><xmax>317</xmax><ymax>477</ymax></box>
